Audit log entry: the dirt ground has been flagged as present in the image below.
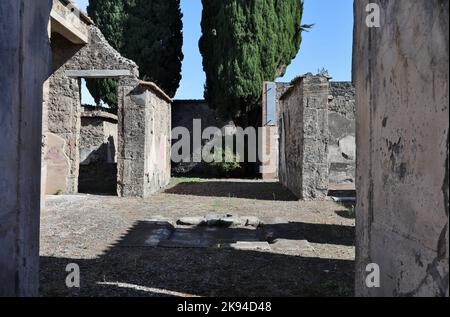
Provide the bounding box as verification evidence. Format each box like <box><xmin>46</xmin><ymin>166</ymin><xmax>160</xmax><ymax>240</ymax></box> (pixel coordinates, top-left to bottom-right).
<box><xmin>40</xmin><ymin>178</ymin><xmax>355</xmax><ymax>297</ymax></box>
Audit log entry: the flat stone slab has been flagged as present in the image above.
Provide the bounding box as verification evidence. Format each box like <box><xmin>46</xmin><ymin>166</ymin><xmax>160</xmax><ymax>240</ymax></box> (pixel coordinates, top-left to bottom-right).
<box><xmin>176</xmin><ymin>214</ymin><xmax>263</xmax><ymax>229</ymax></box>
<box><xmin>202</xmin><ymin>228</ymin><xmax>263</xmax><ymax>243</ymax></box>
<box><xmin>158</xmin><ymin>228</ymin><xmax>216</xmax><ymax>248</ymax></box>
<box><xmin>120</xmin><ymin>217</ymin><xmax>266</xmax><ymax>250</ymax></box>
<box><xmin>120</xmin><ymin>221</ymin><xmax>174</xmax><ymax>247</ymax></box>
<box><xmin>177</xmin><ymin>216</ymin><xmax>206</xmax><ymax>226</ymax></box>
<box><xmin>226</xmin><ymin>241</ymin><xmax>272</xmax><ymax>251</ymax></box>
<box><xmin>158</xmin><ymin>227</ymin><xmax>265</xmax><ymax>249</ymax></box>
<box><xmin>243</xmin><ymin>216</ymin><xmax>263</xmax><ymax>228</ymax></box>
<box><xmin>205</xmin><ymin>214</ymin><xmax>241</xmax><ymax>227</ymax></box>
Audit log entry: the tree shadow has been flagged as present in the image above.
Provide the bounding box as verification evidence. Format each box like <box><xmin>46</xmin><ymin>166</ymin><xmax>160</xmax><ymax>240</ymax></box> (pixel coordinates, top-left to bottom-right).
<box><xmin>264</xmin><ymin>222</ymin><xmax>355</xmax><ymax>246</ymax></box>
<box><xmin>40</xmin><ymin>220</ymin><xmax>355</xmax><ymax>297</ymax></box>
<box><xmin>165</xmin><ymin>181</ymin><xmax>298</xmax><ymax>201</ymax></box>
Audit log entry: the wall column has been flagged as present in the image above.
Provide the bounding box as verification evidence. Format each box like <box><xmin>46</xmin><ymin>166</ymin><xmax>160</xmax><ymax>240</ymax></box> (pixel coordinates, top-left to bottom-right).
<box><xmin>354</xmin><ymin>0</ymin><xmax>449</xmax><ymax>296</ymax></box>
<box><xmin>0</xmin><ymin>0</ymin><xmax>52</xmax><ymax>296</ymax></box>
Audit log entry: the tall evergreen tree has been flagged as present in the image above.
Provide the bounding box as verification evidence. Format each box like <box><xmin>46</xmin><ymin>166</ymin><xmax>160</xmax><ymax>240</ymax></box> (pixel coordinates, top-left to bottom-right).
<box><xmin>87</xmin><ymin>0</ymin><xmax>127</xmax><ymax>110</ymax></box>
<box><xmin>199</xmin><ymin>0</ymin><xmax>304</xmax><ymax>119</ymax></box>
<box><xmin>86</xmin><ymin>0</ymin><xmax>183</xmax><ymax>110</ymax></box>
<box><xmin>124</xmin><ymin>0</ymin><xmax>184</xmax><ymax>97</ymax></box>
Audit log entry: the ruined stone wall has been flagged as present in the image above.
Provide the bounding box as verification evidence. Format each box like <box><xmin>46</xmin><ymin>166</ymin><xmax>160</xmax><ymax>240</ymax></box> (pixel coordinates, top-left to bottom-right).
<box><xmin>0</xmin><ymin>0</ymin><xmax>52</xmax><ymax>296</ymax></box>
<box><xmin>118</xmin><ymin>82</ymin><xmax>172</xmax><ymax>198</ymax></box>
<box><xmin>354</xmin><ymin>0</ymin><xmax>449</xmax><ymax>297</ymax></box>
<box><xmin>171</xmin><ymin>100</ymin><xmax>235</xmax><ymax>176</ymax></box>
<box><xmin>46</xmin><ymin>25</ymin><xmax>138</xmax><ymax>194</ymax></box>
<box><xmin>260</xmin><ymin>83</ymin><xmax>291</xmax><ymax>180</ymax></box>
<box><xmin>278</xmin><ymin>74</ymin><xmax>330</xmax><ymax>200</ymax></box>
<box><xmin>328</xmin><ymin>82</ymin><xmax>356</xmax><ymax>187</ymax></box>
<box><xmin>79</xmin><ymin>110</ymin><xmax>118</xmax><ymax>194</ymax></box>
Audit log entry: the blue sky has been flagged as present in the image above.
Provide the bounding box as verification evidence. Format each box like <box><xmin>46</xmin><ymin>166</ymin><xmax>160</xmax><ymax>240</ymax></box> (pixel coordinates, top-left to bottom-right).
<box><xmin>75</xmin><ymin>0</ymin><xmax>353</xmax><ymax>102</ymax></box>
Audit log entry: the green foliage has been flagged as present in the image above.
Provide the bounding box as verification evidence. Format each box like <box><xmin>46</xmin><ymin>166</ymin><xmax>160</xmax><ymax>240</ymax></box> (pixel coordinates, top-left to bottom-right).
<box><xmin>86</xmin><ymin>0</ymin><xmax>183</xmax><ymax>110</ymax></box>
<box><xmin>85</xmin><ymin>78</ymin><xmax>119</xmax><ymax>109</ymax></box>
<box><xmin>199</xmin><ymin>0</ymin><xmax>304</xmax><ymax>119</ymax></box>
<box><xmin>124</xmin><ymin>0</ymin><xmax>184</xmax><ymax>97</ymax></box>
<box><xmin>87</xmin><ymin>0</ymin><xmax>127</xmax><ymax>110</ymax></box>
<box><xmin>204</xmin><ymin>143</ymin><xmax>243</xmax><ymax>178</ymax></box>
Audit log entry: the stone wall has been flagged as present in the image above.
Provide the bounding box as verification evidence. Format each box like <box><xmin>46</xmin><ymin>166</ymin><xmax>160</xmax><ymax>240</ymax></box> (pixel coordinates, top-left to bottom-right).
<box><xmin>278</xmin><ymin>74</ymin><xmax>330</xmax><ymax>200</ymax></box>
<box><xmin>354</xmin><ymin>0</ymin><xmax>449</xmax><ymax>296</ymax></box>
<box><xmin>117</xmin><ymin>82</ymin><xmax>172</xmax><ymax>198</ymax></box>
<box><xmin>79</xmin><ymin>108</ymin><xmax>118</xmax><ymax>194</ymax></box>
<box><xmin>45</xmin><ymin>25</ymin><xmax>138</xmax><ymax>194</ymax></box>
<box><xmin>328</xmin><ymin>82</ymin><xmax>356</xmax><ymax>187</ymax></box>
<box><xmin>0</xmin><ymin>0</ymin><xmax>52</xmax><ymax>296</ymax></box>
<box><xmin>171</xmin><ymin>100</ymin><xmax>236</xmax><ymax>176</ymax></box>
<box><xmin>260</xmin><ymin>83</ymin><xmax>291</xmax><ymax>180</ymax></box>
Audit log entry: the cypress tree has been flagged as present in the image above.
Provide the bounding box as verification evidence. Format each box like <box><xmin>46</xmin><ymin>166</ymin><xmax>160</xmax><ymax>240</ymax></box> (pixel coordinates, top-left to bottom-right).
<box><xmin>86</xmin><ymin>0</ymin><xmax>183</xmax><ymax>110</ymax></box>
<box><xmin>124</xmin><ymin>0</ymin><xmax>184</xmax><ymax>97</ymax></box>
<box><xmin>87</xmin><ymin>0</ymin><xmax>127</xmax><ymax>110</ymax></box>
<box><xmin>199</xmin><ymin>0</ymin><xmax>304</xmax><ymax>119</ymax></box>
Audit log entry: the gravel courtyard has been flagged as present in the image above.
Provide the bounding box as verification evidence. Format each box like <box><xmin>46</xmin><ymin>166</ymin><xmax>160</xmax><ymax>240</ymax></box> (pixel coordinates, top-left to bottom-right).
<box><xmin>40</xmin><ymin>178</ymin><xmax>355</xmax><ymax>297</ymax></box>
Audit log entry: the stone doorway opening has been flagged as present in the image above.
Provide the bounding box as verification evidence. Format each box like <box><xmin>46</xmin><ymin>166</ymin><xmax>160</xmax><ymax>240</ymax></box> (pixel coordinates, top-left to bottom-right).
<box><xmin>78</xmin><ymin>78</ymin><xmax>119</xmax><ymax>196</ymax></box>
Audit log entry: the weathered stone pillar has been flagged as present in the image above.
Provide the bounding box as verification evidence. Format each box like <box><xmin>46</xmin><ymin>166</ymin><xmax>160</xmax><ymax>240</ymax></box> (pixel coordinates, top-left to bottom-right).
<box><xmin>278</xmin><ymin>73</ymin><xmax>330</xmax><ymax>200</ymax></box>
<box><xmin>354</xmin><ymin>0</ymin><xmax>449</xmax><ymax>297</ymax></box>
<box><xmin>300</xmin><ymin>74</ymin><xmax>330</xmax><ymax>199</ymax></box>
<box><xmin>0</xmin><ymin>0</ymin><xmax>52</xmax><ymax>296</ymax></box>
<box><xmin>117</xmin><ymin>80</ymin><xmax>172</xmax><ymax>198</ymax></box>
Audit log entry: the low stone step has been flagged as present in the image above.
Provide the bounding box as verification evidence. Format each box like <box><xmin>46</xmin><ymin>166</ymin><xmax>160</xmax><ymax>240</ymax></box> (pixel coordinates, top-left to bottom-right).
<box><xmin>225</xmin><ymin>241</ymin><xmax>272</xmax><ymax>251</ymax></box>
<box><xmin>176</xmin><ymin>214</ymin><xmax>263</xmax><ymax>229</ymax></box>
<box><xmin>119</xmin><ymin>221</ymin><xmax>174</xmax><ymax>247</ymax></box>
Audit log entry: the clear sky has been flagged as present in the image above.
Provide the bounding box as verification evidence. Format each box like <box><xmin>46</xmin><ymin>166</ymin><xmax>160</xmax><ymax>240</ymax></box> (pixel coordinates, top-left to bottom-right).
<box><xmin>75</xmin><ymin>0</ymin><xmax>353</xmax><ymax>102</ymax></box>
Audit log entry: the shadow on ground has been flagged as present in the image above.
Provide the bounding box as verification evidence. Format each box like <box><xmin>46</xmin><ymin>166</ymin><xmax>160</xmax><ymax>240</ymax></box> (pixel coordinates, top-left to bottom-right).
<box><xmin>264</xmin><ymin>222</ymin><xmax>355</xmax><ymax>246</ymax></box>
<box><xmin>165</xmin><ymin>181</ymin><xmax>298</xmax><ymax>201</ymax></box>
<box><xmin>40</xmin><ymin>220</ymin><xmax>355</xmax><ymax>297</ymax></box>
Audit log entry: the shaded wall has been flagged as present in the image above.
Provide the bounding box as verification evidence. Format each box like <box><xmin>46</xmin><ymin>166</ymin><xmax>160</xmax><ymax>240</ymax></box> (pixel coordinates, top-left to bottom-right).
<box><xmin>79</xmin><ymin>109</ymin><xmax>118</xmax><ymax>194</ymax></box>
<box><xmin>0</xmin><ymin>0</ymin><xmax>52</xmax><ymax>296</ymax></box>
<box><xmin>278</xmin><ymin>74</ymin><xmax>330</xmax><ymax>200</ymax></box>
<box><xmin>354</xmin><ymin>0</ymin><xmax>449</xmax><ymax>297</ymax></box>
<box><xmin>328</xmin><ymin>82</ymin><xmax>356</xmax><ymax>187</ymax></box>
<box><xmin>171</xmin><ymin>100</ymin><xmax>236</xmax><ymax>176</ymax></box>
<box><xmin>117</xmin><ymin>82</ymin><xmax>172</xmax><ymax>198</ymax></box>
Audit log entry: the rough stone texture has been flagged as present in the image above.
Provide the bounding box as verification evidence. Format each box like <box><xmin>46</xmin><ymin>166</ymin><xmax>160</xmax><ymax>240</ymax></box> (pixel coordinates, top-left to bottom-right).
<box><xmin>80</xmin><ymin>108</ymin><xmax>118</xmax><ymax>165</ymax></box>
<box><xmin>260</xmin><ymin>83</ymin><xmax>290</xmax><ymax>180</ymax></box>
<box><xmin>0</xmin><ymin>0</ymin><xmax>52</xmax><ymax>296</ymax></box>
<box><xmin>40</xmin><ymin>179</ymin><xmax>356</xmax><ymax>297</ymax></box>
<box><xmin>78</xmin><ymin>108</ymin><xmax>118</xmax><ymax>194</ymax></box>
<box><xmin>45</xmin><ymin>24</ymin><xmax>138</xmax><ymax>194</ymax></box>
<box><xmin>278</xmin><ymin>73</ymin><xmax>330</xmax><ymax>200</ymax></box>
<box><xmin>46</xmin><ymin>23</ymin><xmax>170</xmax><ymax>198</ymax></box>
<box><xmin>117</xmin><ymin>83</ymin><xmax>172</xmax><ymax>198</ymax></box>
<box><xmin>171</xmin><ymin>100</ymin><xmax>236</xmax><ymax>176</ymax></box>
<box><xmin>328</xmin><ymin>82</ymin><xmax>356</xmax><ymax>187</ymax></box>
<box><xmin>354</xmin><ymin>0</ymin><xmax>449</xmax><ymax>297</ymax></box>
